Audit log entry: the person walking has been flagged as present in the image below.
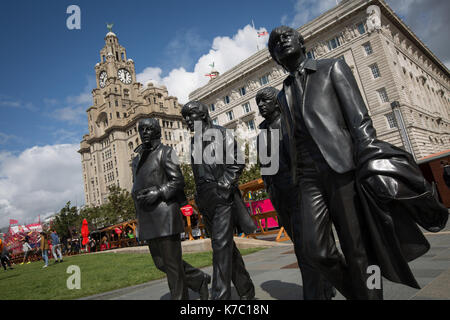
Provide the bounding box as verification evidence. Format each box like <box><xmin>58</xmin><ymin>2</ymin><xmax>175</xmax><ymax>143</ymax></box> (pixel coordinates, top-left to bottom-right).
<box><xmin>39</xmin><ymin>232</ymin><xmax>49</xmax><ymax>268</ymax></box>
<box><xmin>21</xmin><ymin>238</ymin><xmax>33</xmax><ymax>265</ymax></box>
<box><xmin>50</xmin><ymin>231</ymin><xmax>63</xmax><ymax>263</ymax></box>
<box><xmin>0</xmin><ymin>239</ymin><xmax>14</xmax><ymax>271</ymax></box>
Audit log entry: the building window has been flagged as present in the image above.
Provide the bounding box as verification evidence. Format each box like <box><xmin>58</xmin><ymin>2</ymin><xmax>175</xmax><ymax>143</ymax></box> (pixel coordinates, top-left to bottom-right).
<box><xmin>239</xmin><ymin>87</ymin><xmax>246</xmax><ymax>96</ymax></box>
<box><xmin>363</xmin><ymin>42</ymin><xmax>373</xmax><ymax>55</ymax></box>
<box><xmin>357</xmin><ymin>22</ymin><xmax>366</xmax><ymax>35</ymax></box>
<box><xmin>173</xmin><ymin>101</ymin><xmax>177</xmax><ymax>108</ymax></box>
<box><xmin>247</xmin><ymin>119</ymin><xmax>255</xmax><ymax>131</ymax></box>
<box><xmin>377</xmin><ymin>88</ymin><xmax>389</xmax><ymax>103</ymax></box>
<box><xmin>306</xmin><ymin>50</ymin><xmax>315</xmax><ymax>59</ymax></box>
<box><xmin>116</xmin><ymin>112</ymin><xmax>120</xmax><ymax>118</ymax></box>
<box><xmin>212</xmin><ymin>117</ymin><xmax>218</xmax><ymax>125</ymax></box>
<box><xmin>370</xmin><ymin>63</ymin><xmax>381</xmax><ymax>79</ymax></box>
<box><xmin>224</xmin><ymin>95</ymin><xmax>230</xmax><ymax>104</ymax></box>
<box><xmin>209</xmin><ymin>103</ymin><xmax>215</xmax><ymax>112</ymax></box>
<box><xmin>124</xmin><ymin>89</ymin><xmax>129</xmax><ymax>98</ymax></box>
<box><xmin>386</xmin><ymin>112</ymin><xmax>398</xmax><ymax>129</ymax></box>
<box><xmin>226</xmin><ymin>110</ymin><xmax>234</xmax><ymax>121</ymax></box>
<box><xmin>259</xmin><ymin>74</ymin><xmax>269</xmax><ymax>86</ymax></box>
<box><xmin>327</xmin><ymin>37</ymin><xmax>341</xmax><ymax>51</ymax></box>
<box><xmin>242</xmin><ymin>102</ymin><xmax>251</xmax><ymax>114</ymax></box>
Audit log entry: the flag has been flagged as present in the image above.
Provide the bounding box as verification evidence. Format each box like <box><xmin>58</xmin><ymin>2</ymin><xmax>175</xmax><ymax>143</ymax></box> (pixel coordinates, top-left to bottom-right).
<box><xmin>9</xmin><ymin>219</ymin><xmax>18</xmax><ymax>225</ymax></box>
<box><xmin>257</xmin><ymin>31</ymin><xmax>268</xmax><ymax>37</ymax></box>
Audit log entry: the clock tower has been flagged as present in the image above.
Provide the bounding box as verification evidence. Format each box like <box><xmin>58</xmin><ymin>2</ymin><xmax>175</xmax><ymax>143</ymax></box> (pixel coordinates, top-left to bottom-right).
<box><xmin>79</xmin><ymin>26</ymin><xmax>189</xmax><ymax>208</ymax></box>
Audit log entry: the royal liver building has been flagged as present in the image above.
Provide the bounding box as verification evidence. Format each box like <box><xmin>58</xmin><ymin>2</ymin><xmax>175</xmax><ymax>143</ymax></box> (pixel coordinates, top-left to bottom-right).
<box><xmin>189</xmin><ymin>0</ymin><xmax>450</xmax><ymax>161</ymax></box>
<box><xmin>79</xmin><ymin>29</ymin><xmax>189</xmax><ymax>207</ymax></box>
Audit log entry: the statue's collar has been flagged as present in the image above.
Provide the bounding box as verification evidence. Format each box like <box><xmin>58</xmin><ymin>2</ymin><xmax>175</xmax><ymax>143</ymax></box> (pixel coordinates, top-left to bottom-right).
<box><xmin>288</xmin><ymin>58</ymin><xmax>317</xmax><ymax>77</ymax></box>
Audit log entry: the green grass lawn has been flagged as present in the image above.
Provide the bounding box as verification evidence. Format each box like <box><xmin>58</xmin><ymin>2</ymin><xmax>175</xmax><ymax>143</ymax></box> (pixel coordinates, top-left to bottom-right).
<box><xmin>0</xmin><ymin>247</ymin><xmax>264</xmax><ymax>300</ymax></box>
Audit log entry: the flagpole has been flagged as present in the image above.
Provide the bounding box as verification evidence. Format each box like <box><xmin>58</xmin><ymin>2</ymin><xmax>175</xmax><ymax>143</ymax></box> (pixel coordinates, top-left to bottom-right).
<box><xmin>252</xmin><ymin>19</ymin><xmax>260</xmax><ymax>51</ymax></box>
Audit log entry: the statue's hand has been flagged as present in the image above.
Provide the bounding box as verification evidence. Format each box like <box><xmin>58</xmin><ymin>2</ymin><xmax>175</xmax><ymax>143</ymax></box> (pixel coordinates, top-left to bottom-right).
<box><xmin>137</xmin><ymin>187</ymin><xmax>161</xmax><ymax>206</ymax></box>
<box><xmin>216</xmin><ymin>180</ymin><xmax>232</xmax><ymax>201</ymax></box>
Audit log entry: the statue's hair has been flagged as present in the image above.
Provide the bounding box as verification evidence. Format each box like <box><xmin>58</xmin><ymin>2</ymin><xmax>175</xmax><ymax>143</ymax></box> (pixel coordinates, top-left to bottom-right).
<box><xmin>268</xmin><ymin>26</ymin><xmax>306</xmax><ymax>64</ymax></box>
<box><xmin>137</xmin><ymin>117</ymin><xmax>161</xmax><ymax>139</ymax></box>
<box><xmin>181</xmin><ymin>100</ymin><xmax>211</xmax><ymax>121</ymax></box>
<box><xmin>256</xmin><ymin>87</ymin><xmax>280</xmax><ymax>101</ymax></box>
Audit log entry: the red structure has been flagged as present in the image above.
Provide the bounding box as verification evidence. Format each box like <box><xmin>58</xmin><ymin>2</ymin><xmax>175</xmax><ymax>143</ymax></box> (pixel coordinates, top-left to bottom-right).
<box><xmin>417</xmin><ymin>149</ymin><xmax>450</xmax><ymax>208</ymax></box>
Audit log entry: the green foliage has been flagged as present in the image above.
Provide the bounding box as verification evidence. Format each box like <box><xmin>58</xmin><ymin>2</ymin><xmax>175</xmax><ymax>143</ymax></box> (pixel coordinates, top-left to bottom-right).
<box><xmin>53</xmin><ymin>186</ymin><xmax>136</xmax><ymax>236</ymax></box>
<box><xmin>102</xmin><ymin>185</ymin><xmax>136</xmax><ymax>225</ymax></box>
<box><xmin>52</xmin><ymin>202</ymin><xmax>82</xmax><ymax>238</ymax></box>
<box><xmin>180</xmin><ymin>163</ymin><xmax>196</xmax><ymax>200</ymax></box>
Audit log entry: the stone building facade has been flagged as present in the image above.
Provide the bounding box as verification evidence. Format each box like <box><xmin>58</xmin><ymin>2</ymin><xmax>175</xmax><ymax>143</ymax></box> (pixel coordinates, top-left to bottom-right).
<box><xmin>79</xmin><ymin>30</ymin><xmax>189</xmax><ymax>207</ymax></box>
<box><xmin>189</xmin><ymin>0</ymin><xmax>450</xmax><ymax>161</ymax></box>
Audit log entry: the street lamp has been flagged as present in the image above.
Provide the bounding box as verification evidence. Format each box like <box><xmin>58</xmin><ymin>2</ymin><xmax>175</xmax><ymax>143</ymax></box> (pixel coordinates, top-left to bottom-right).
<box><xmin>391</xmin><ymin>100</ymin><xmax>416</xmax><ymax>160</ymax></box>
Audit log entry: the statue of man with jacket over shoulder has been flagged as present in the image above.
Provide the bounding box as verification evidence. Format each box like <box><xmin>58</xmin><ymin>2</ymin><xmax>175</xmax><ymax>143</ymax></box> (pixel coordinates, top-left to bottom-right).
<box><xmin>181</xmin><ymin>101</ymin><xmax>256</xmax><ymax>300</ymax></box>
<box><xmin>131</xmin><ymin>117</ymin><xmax>211</xmax><ymax>300</ymax></box>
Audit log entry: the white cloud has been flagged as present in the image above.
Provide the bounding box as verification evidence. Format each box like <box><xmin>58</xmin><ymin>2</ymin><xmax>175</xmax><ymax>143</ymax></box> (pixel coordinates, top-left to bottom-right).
<box><xmin>0</xmin><ymin>132</ymin><xmax>21</xmax><ymax>145</ymax></box>
<box><xmin>282</xmin><ymin>0</ymin><xmax>337</xmax><ymax>28</ymax></box>
<box><xmin>0</xmin><ymin>94</ymin><xmax>37</xmax><ymax>112</ymax></box>
<box><xmin>0</xmin><ymin>144</ymin><xmax>84</xmax><ymax>227</ymax></box>
<box><xmin>136</xmin><ymin>24</ymin><xmax>269</xmax><ymax>103</ymax></box>
<box><xmin>51</xmin><ymin>76</ymin><xmax>95</xmax><ymax>124</ymax></box>
<box><xmin>386</xmin><ymin>0</ymin><xmax>450</xmax><ymax>69</ymax></box>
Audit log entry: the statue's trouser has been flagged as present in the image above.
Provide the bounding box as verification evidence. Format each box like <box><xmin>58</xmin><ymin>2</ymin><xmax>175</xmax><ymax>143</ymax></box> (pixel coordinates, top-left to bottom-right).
<box><xmin>197</xmin><ymin>183</ymin><xmax>255</xmax><ymax>300</ymax></box>
<box><xmin>293</xmin><ymin>146</ymin><xmax>383</xmax><ymax>300</ymax></box>
<box><xmin>148</xmin><ymin>234</ymin><xmax>207</xmax><ymax>300</ymax></box>
<box><xmin>268</xmin><ymin>184</ymin><xmax>335</xmax><ymax>300</ymax></box>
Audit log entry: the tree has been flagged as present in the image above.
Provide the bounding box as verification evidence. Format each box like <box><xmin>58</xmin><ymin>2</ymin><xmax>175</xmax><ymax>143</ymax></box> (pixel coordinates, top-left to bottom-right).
<box><xmin>103</xmin><ymin>185</ymin><xmax>136</xmax><ymax>225</ymax></box>
<box><xmin>52</xmin><ymin>201</ymin><xmax>81</xmax><ymax>239</ymax></box>
<box><xmin>180</xmin><ymin>163</ymin><xmax>196</xmax><ymax>200</ymax></box>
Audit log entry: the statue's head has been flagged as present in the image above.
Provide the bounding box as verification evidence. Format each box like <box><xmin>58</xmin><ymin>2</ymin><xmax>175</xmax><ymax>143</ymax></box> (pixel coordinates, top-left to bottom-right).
<box><xmin>269</xmin><ymin>26</ymin><xmax>306</xmax><ymax>69</ymax></box>
<box><xmin>256</xmin><ymin>87</ymin><xmax>280</xmax><ymax>119</ymax></box>
<box><xmin>181</xmin><ymin>101</ymin><xmax>211</xmax><ymax>132</ymax></box>
<box><xmin>137</xmin><ymin>118</ymin><xmax>161</xmax><ymax>145</ymax></box>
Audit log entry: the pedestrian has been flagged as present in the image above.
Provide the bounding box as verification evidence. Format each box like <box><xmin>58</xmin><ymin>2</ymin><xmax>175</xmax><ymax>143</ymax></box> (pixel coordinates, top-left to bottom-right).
<box><xmin>50</xmin><ymin>230</ymin><xmax>63</xmax><ymax>263</ymax></box>
<box><xmin>39</xmin><ymin>232</ymin><xmax>49</xmax><ymax>268</ymax></box>
<box><xmin>0</xmin><ymin>239</ymin><xmax>14</xmax><ymax>271</ymax></box>
<box><xmin>21</xmin><ymin>237</ymin><xmax>33</xmax><ymax>265</ymax></box>
<box><xmin>89</xmin><ymin>237</ymin><xmax>96</xmax><ymax>252</ymax></box>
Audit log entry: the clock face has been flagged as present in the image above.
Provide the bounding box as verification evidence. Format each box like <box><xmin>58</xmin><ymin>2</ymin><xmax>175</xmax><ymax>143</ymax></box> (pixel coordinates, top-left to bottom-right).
<box><xmin>99</xmin><ymin>71</ymin><xmax>108</xmax><ymax>88</ymax></box>
<box><xmin>118</xmin><ymin>68</ymin><xmax>132</xmax><ymax>84</ymax></box>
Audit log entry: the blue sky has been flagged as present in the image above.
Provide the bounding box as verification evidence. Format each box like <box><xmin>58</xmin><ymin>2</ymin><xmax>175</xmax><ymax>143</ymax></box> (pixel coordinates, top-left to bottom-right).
<box><xmin>0</xmin><ymin>0</ymin><xmax>289</xmax><ymax>153</ymax></box>
<box><xmin>0</xmin><ymin>0</ymin><xmax>448</xmax><ymax>226</ymax></box>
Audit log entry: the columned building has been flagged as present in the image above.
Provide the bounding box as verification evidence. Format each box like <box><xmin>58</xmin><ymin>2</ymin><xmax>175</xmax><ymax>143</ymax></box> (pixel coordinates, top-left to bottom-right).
<box><xmin>79</xmin><ymin>29</ymin><xmax>189</xmax><ymax>207</ymax></box>
<box><xmin>189</xmin><ymin>0</ymin><xmax>450</xmax><ymax>160</ymax></box>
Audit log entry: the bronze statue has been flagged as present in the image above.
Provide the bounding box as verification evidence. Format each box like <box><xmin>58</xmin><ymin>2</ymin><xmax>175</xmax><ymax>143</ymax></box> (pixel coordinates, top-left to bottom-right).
<box><xmin>256</xmin><ymin>86</ymin><xmax>335</xmax><ymax>300</ymax></box>
<box><xmin>268</xmin><ymin>25</ymin><xmax>448</xmax><ymax>299</ymax></box>
<box><xmin>181</xmin><ymin>101</ymin><xmax>256</xmax><ymax>300</ymax></box>
<box><xmin>131</xmin><ymin>118</ymin><xmax>210</xmax><ymax>300</ymax></box>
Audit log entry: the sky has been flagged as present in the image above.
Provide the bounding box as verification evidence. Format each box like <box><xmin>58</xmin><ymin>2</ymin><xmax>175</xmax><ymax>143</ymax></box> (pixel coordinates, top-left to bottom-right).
<box><xmin>0</xmin><ymin>0</ymin><xmax>448</xmax><ymax>227</ymax></box>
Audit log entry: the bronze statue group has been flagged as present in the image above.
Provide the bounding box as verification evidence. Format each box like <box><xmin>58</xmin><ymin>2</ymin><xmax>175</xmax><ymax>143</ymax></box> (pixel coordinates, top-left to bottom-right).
<box><xmin>131</xmin><ymin>26</ymin><xmax>448</xmax><ymax>300</ymax></box>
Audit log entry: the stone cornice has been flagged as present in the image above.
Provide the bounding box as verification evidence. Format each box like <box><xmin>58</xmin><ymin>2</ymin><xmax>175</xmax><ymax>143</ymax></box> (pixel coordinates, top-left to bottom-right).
<box><xmin>375</xmin><ymin>0</ymin><xmax>449</xmax><ymax>77</ymax></box>
<box><xmin>189</xmin><ymin>0</ymin><xmax>449</xmax><ymax>102</ymax></box>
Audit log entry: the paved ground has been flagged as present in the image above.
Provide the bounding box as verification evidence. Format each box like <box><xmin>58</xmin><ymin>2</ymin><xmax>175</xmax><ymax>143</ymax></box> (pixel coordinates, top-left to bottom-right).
<box><xmin>82</xmin><ymin>225</ymin><xmax>450</xmax><ymax>300</ymax></box>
